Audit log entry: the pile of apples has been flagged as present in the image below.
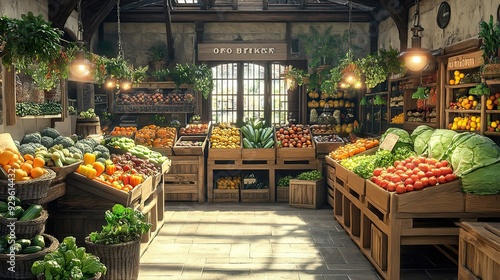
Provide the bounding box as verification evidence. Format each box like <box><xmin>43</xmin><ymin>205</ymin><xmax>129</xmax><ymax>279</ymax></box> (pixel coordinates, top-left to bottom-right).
<box><xmin>370</xmin><ymin>156</ymin><xmax>458</xmax><ymax>194</ymax></box>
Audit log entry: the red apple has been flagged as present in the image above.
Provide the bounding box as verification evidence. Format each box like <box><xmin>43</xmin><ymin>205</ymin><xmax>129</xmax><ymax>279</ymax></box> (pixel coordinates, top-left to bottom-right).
<box><xmin>404</xmin><ymin>178</ymin><xmax>414</xmax><ymax>186</ymax></box>
<box><xmin>445</xmin><ymin>173</ymin><xmax>457</xmax><ymax>182</ymax></box>
<box><xmin>373</xmin><ymin>168</ymin><xmax>383</xmax><ymax>177</ymax></box>
<box><xmin>420</xmin><ymin>177</ymin><xmax>429</xmax><ymax>187</ymax></box>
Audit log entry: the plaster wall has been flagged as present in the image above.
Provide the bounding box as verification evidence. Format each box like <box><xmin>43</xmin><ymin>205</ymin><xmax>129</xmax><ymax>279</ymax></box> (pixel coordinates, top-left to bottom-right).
<box><xmin>378</xmin><ymin>0</ymin><xmax>500</xmax><ymax>51</ymax></box>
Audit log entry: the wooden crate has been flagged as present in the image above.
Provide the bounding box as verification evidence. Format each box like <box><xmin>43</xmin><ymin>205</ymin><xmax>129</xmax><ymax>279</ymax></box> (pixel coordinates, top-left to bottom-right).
<box><xmin>208</xmin><ymin>127</ymin><xmax>242</xmax><ymax>160</ymax></box>
<box><xmin>275</xmin><ymin>128</ymin><xmax>316</xmax><ymax>162</ymax></box>
<box><xmin>370</xmin><ymin>224</ymin><xmax>388</xmax><ymax>271</ymax></box>
<box><xmin>347</xmin><ymin>170</ymin><xmax>365</xmax><ymax>198</ymax></box>
<box><xmin>164</xmin><ymin>156</ymin><xmax>205</xmax><ymax>203</ymax></box>
<box><xmin>241</xmin><ymin>188</ymin><xmax>270</xmax><ymax>202</ymax></box>
<box><xmin>458</xmin><ymin>222</ymin><xmax>500</xmax><ymax>280</ymax></box>
<box><xmin>173</xmin><ymin>135</ymin><xmax>207</xmax><ymax>156</ymax></box>
<box><xmin>213</xmin><ymin>189</ymin><xmax>239</xmax><ymax>202</ymax></box>
<box><xmin>465</xmin><ymin>194</ymin><xmax>500</xmax><ymax>213</ymax></box>
<box><xmin>276</xmin><ymin>187</ymin><xmax>289</xmax><ymax>202</ymax></box>
<box><xmin>314</xmin><ymin>138</ymin><xmax>344</xmax><ymax>155</ymax></box>
<box><xmin>333</xmin><ymin>160</ymin><xmax>348</xmax><ymax>184</ymax></box>
<box><xmin>241</xmin><ymin>147</ymin><xmax>275</xmax><ymax>161</ymax></box>
<box><xmin>289</xmin><ymin>178</ymin><xmax>325</xmax><ymax>209</ymax></box>
<box><xmin>365</xmin><ymin>180</ymin><xmax>391</xmax><ymax>217</ymax></box>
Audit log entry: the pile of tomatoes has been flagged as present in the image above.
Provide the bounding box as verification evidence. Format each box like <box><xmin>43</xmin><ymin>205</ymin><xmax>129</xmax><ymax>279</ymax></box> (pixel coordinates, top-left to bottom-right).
<box><xmin>275</xmin><ymin>125</ymin><xmax>313</xmax><ymax>148</ymax></box>
<box><xmin>370</xmin><ymin>156</ymin><xmax>458</xmax><ymax>194</ymax></box>
<box><xmin>328</xmin><ymin>138</ymin><xmax>379</xmax><ymax>160</ymax></box>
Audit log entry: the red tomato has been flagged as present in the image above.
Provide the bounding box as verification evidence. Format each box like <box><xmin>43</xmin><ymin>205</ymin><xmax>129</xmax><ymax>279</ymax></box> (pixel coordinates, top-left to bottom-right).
<box><xmin>420</xmin><ymin>177</ymin><xmax>429</xmax><ymax>187</ymax></box>
<box><xmin>395</xmin><ymin>170</ymin><xmax>405</xmax><ymax>175</ymax></box>
<box><xmin>396</xmin><ymin>165</ymin><xmax>407</xmax><ymax>171</ymax></box>
<box><xmin>370</xmin><ymin>176</ymin><xmax>377</xmax><ymax>183</ymax></box>
<box><xmin>414</xmin><ymin>181</ymin><xmax>424</xmax><ymax>191</ymax></box>
<box><xmin>441</xmin><ymin>160</ymin><xmax>450</xmax><ymax>167</ymax></box>
<box><xmin>394</xmin><ymin>160</ymin><xmax>401</xmax><ymax>167</ymax></box>
<box><xmin>431</xmin><ymin>168</ymin><xmax>442</xmax><ymax>177</ymax></box>
<box><xmin>406</xmin><ymin>170</ymin><xmax>414</xmax><ymax>177</ymax></box>
<box><xmin>418</xmin><ymin>163</ymin><xmax>429</xmax><ymax>172</ymax></box>
<box><xmin>391</xmin><ymin>175</ymin><xmax>401</xmax><ymax>183</ymax></box>
<box><xmin>418</xmin><ymin>156</ymin><xmax>427</xmax><ymax>163</ymax></box>
<box><xmin>445</xmin><ymin>173</ymin><xmax>457</xmax><ymax>182</ymax></box>
<box><xmin>437</xmin><ymin>175</ymin><xmax>447</xmax><ymax>184</ymax></box>
<box><xmin>440</xmin><ymin>167</ymin><xmax>453</xmax><ymax>176</ymax></box>
<box><xmin>373</xmin><ymin>168</ymin><xmax>383</xmax><ymax>176</ymax></box>
<box><xmin>427</xmin><ymin>158</ymin><xmax>438</xmax><ymax>166</ymax></box>
<box><xmin>405</xmin><ymin>163</ymin><xmax>416</xmax><ymax>170</ymax></box>
<box><xmin>405</xmin><ymin>185</ymin><xmax>414</xmax><ymax>192</ymax></box>
<box><xmin>410</xmin><ymin>174</ymin><xmax>419</xmax><ymax>182</ymax></box>
<box><xmin>425</xmin><ymin>171</ymin><xmax>434</xmax><ymax>178</ymax></box>
<box><xmin>380</xmin><ymin>180</ymin><xmax>389</xmax><ymax>189</ymax></box>
<box><xmin>396</xmin><ymin>184</ymin><xmax>406</xmax><ymax>194</ymax></box>
<box><xmin>428</xmin><ymin>176</ymin><xmax>437</xmax><ymax>186</ymax></box>
<box><xmin>417</xmin><ymin>171</ymin><xmax>426</xmax><ymax>179</ymax></box>
<box><xmin>412</xmin><ymin>159</ymin><xmax>421</xmax><ymax>166</ymax></box>
<box><xmin>383</xmin><ymin>174</ymin><xmax>392</xmax><ymax>181</ymax></box>
<box><xmin>387</xmin><ymin>166</ymin><xmax>396</xmax><ymax>173</ymax></box>
<box><xmin>400</xmin><ymin>173</ymin><xmax>409</xmax><ymax>181</ymax></box>
<box><xmin>387</xmin><ymin>182</ymin><xmax>397</xmax><ymax>192</ymax></box>
<box><xmin>404</xmin><ymin>178</ymin><xmax>414</xmax><ymax>186</ymax></box>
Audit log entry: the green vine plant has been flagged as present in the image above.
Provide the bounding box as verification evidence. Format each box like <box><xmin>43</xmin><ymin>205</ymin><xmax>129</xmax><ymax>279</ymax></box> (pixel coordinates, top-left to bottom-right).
<box><xmin>478</xmin><ymin>15</ymin><xmax>500</xmax><ymax>64</ymax></box>
<box><xmin>356</xmin><ymin>48</ymin><xmax>405</xmax><ymax>89</ymax></box>
<box><xmin>285</xmin><ymin>65</ymin><xmax>309</xmax><ymax>90</ymax></box>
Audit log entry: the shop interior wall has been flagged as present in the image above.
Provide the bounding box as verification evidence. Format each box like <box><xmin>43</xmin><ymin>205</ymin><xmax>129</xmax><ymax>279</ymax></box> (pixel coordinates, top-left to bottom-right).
<box><xmin>378</xmin><ymin>0</ymin><xmax>499</xmax><ymax>51</ymax></box>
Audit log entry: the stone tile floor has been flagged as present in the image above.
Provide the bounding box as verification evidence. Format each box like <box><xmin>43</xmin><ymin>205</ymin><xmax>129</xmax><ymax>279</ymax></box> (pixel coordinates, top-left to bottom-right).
<box><xmin>139</xmin><ymin>203</ymin><xmax>457</xmax><ymax>280</ymax></box>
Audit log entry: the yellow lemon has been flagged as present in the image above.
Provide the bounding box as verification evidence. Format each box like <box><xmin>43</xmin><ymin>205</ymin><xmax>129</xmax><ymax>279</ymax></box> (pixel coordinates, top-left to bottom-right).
<box><xmin>492</xmin><ymin>122</ymin><xmax>498</xmax><ymax>128</ymax></box>
<box><xmin>454</xmin><ymin>70</ymin><xmax>460</xmax><ymax>76</ymax></box>
<box><xmin>468</xmin><ymin>95</ymin><xmax>474</xmax><ymax>101</ymax></box>
<box><xmin>476</xmin><ymin>117</ymin><xmax>481</xmax><ymax>123</ymax></box>
<box><xmin>449</xmin><ymin>79</ymin><xmax>455</xmax><ymax>85</ymax></box>
<box><xmin>459</xmin><ymin>73</ymin><xmax>465</xmax><ymax>78</ymax></box>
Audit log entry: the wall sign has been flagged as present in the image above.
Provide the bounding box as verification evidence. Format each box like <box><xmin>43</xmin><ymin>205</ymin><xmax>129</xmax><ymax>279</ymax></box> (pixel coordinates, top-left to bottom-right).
<box><xmin>447</xmin><ymin>50</ymin><xmax>484</xmax><ymax>70</ymax></box>
<box><xmin>436</xmin><ymin>2</ymin><xmax>451</xmax><ymax>29</ymax></box>
<box><xmin>198</xmin><ymin>42</ymin><xmax>287</xmax><ymax>61</ymax></box>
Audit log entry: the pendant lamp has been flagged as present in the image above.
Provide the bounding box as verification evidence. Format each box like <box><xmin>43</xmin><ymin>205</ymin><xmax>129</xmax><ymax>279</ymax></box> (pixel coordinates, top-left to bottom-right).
<box><xmin>69</xmin><ymin>0</ymin><xmax>93</xmax><ymax>79</ymax></box>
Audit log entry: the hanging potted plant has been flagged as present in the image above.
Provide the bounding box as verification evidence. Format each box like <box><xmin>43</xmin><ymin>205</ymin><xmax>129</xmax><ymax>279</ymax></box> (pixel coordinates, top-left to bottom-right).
<box><xmin>0</xmin><ymin>12</ymin><xmax>64</xmax><ymax>91</ymax></box>
<box><xmin>146</xmin><ymin>42</ymin><xmax>168</xmax><ymax>72</ymax></box>
<box><xmin>478</xmin><ymin>15</ymin><xmax>500</xmax><ymax>75</ymax></box>
<box><xmin>323</xmin><ymin>51</ymin><xmax>361</xmax><ymax>93</ymax></box>
<box><xmin>285</xmin><ymin>65</ymin><xmax>309</xmax><ymax>90</ymax></box>
<box><xmin>85</xmin><ymin>204</ymin><xmax>152</xmax><ymax>280</ymax></box>
<box><xmin>300</xmin><ymin>26</ymin><xmax>345</xmax><ymax>69</ymax></box>
<box><xmin>357</xmin><ymin>48</ymin><xmax>406</xmax><ymax>89</ymax></box>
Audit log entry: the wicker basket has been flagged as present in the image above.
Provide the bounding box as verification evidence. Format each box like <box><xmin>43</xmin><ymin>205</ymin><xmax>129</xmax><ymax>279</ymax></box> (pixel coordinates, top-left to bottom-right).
<box><xmin>0</xmin><ymin>210</ymin><xmax>48</xmax><ymax>239</ymax></box>
<box><xmin>482</xmin><ymin>63</ymin><xmax>500</xmax><ymax>76</ymax></box>
<box><xmin>85</xmin><ymin>238</ymin><xmax>140</xmax><ymax>280</ymax></box>
<box><xmin>49</xmin><ymin>161</ymin><xmax>82</xmax><ymax>184</ymax></box>
<box><xmin>0</xmin><ymin>234</ymin><xmax>59</xmax><ymax>280</ymax></box>
<box><xmin>0</xmin><ymin>169</ymin><xmax>56</xmax><ymax>202</ymax></box>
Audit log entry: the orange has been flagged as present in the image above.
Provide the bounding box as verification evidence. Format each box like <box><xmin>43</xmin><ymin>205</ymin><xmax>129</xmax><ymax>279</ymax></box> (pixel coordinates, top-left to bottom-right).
<box><xmin>23</xmin><ymin>154</ymin><xmax>34</xmax><ymax>161</ymax></box>
<box><xmin>30</xmin><ymin>167</ymin><xmax>45</xmax><ymax>178</ymax></box>
<box><xmin>33</xmin><ymin>157</ymin><xmax>45</xmax><ymax>168</ymax></box>
<box><xmin>20</xmin><ymin>163</ymin><xmax>33</xmax><ymax>174</ymax></box>
<box><xmin>10</xmin><ymin>162</ymin><xmax>20</xmax><ymax>170</ymax></box>
<box><xmin>0</xmin><ymin>150</ymin><xmax>14</xmax><ymax>165</ymax></box>
<box><xmin>14</xmin><ymin>169</ymin><xmax>27</xmax><ymax>181</ymax></box>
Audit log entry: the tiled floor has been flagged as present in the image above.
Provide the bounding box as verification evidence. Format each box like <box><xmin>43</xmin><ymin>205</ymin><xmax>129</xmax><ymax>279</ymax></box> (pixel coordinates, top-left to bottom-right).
<box><xmin>139</xmin><ymin>203</ymin><xmax>458</xmax><ymax>280</ymax></box>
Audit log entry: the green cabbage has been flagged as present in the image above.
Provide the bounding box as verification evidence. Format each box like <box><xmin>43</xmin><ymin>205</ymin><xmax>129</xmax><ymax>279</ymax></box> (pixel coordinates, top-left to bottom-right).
<box><xmin>426</xmin><ymin>129</ymin><xmax>457</xmax><ymax>160</ymax></box>
<box><xmin>444</xmin><ymin>132</ymin><xmax>500</xmax><ymax>177</ymax></box>
<box><xmin>379</xmin><ymin>128</ymin><xmax>413</xmax><ymax>151</ymax></box>
<box><xmin>411</xmin><ymin>125</ymin><xmax>434</xmax><ymax>156</ymax></box>
<box><xmin>461</xmin><ymin>161</ymin><xmax>500</xmax><ymax>194</ymax></box>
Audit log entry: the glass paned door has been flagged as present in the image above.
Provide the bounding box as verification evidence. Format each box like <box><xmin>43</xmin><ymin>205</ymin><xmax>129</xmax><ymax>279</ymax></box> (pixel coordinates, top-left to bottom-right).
<box><xmin>211</xmin><ymin>63</ymin><xmax>238</xmax><ymax>123</ymax></box>
<box><xmin>243</xmin><ymin>63</ymin><xmax>265</xmax><ymax>122</ymax></box>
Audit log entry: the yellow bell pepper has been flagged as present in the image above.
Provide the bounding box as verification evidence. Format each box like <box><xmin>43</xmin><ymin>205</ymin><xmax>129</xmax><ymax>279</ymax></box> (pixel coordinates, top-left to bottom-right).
<box><xmin>83</xmin><ymin>153</ymin><xmax>96</xmax><ymax>165</ymax></box>
<box><xmin>77</xmin><ymin>164</ymin><xmax>97</xmax><ymax>179</ymax></box>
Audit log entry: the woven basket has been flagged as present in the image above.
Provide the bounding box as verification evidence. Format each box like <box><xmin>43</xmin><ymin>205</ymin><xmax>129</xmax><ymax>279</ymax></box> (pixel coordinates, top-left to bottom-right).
<box><xmin>49</xmin><ymin>161</ymin><xmax>82</xmax><ymax>184</ymax></box>
<box><xmin>85</xmin><ymin>238</ymin><xmax>140</xmax><ymax>280</ymax></box>
<box><xmin>0</xmin><ymin>169</ymin><xmax>56</xmax><ymax>202</ymax></box>
<box><xmin>0</xmin><ymin>210</ymin><xmax>48</xmax><ymax>239</ymax></box>
<box><xmin>482</xmin><ymin>63</ymin><xmax>500</xmax><ymax>76</ymax></box>
<box><xmin>0</xmin><ymin>234</ymin><xmax>59</xmax><ymax>280</ymax></box>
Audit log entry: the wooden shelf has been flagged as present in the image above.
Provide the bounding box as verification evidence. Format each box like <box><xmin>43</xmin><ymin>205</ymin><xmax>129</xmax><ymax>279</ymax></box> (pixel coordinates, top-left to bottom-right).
<box><xmin>17</xmin><ymin>114</ymin><xmax>62</xmax><ymax>119</ymax></box>
<box><xmin>366</xmin><ymin>91</ymin><xmax>389</xmax><ymax>96</ymax></box>
<box><xmin>484</xmin><ymin>131</ymin><xmax>500</xmax><ymax>136</ymax></box>
<box><xmin>485</xmin><ymin>79</ymin><xmax>500</xmax><ymax>85</ymax></box>
<box><xmin>133</xmin><ymin>82</ymin><xmax>193</xmax><ymax>89</ymax></box>
<box><xmin>486</xmin><ymin>110</ymin><xmax>500</xmax><ymax>114</ymax></box>
<box><xmin>422</xmin><ymin>82</ymin><xmax>437</xmax><ymax>87</ymax></box>
<box><xmin>445</xmin><ymin>109</ymin><xmax>481</xmax><ymax>114</ymax></box>
<box><xmin>445</xmin><ymin>83</ymin><xmax>480</xmax><ymax>89</ymax></box>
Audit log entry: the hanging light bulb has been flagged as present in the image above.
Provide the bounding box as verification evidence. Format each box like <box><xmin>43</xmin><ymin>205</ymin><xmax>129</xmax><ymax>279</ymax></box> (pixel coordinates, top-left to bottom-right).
<box><xmin>69</xmin><ymin>0</ymin><xmax>93</xmax><ymax>79</ymax></box>
<box><xmin>338</xmin><ymin>1</ymin><xmax>362</xmax><ymax>88</ymax></box>
<box><xmin>105</xmin><ymin>78</ymin><xmax>116</xmax><ymax>89</ymax></box>
<box><xmin>121</xmin><ymin>80</ymin><xmax>132</xmax><ymax>91</ymax></box>
<box><xmin>399</xmin><ymin>0</ymin><xmax>433</xmax><ymax>72</ymax></box>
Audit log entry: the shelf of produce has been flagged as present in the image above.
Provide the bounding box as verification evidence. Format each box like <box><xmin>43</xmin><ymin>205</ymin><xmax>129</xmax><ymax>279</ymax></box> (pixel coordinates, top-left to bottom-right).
<box><xmin>403</xmin><ymin>122</ymin><xmax>436</xmax><ymax>131</ymax></box>
<box><xmin>445</xmin><ymin>83</ymin><xmax>480</xmax><ymax>89</ymax></box>
<box><xmin>114</xmin><ymin>104</ymin><xmax>195</xmax><ymax>114</ymax></box>
<box><xmin>445</xmin><ymin>109</ymin><xmax>481</xmax><ymax>113</ymax></box>
<box><xmin>366</xmin><ymin>91</ymin><xmax>389</xmax><ymax>96</ymax></box>
<box><xmin>390</xmin><ymin>90</ymin><xmax>404</xmax><ymax>95</ymax></box>
<box><xmin>17</xmin><ymin>114</ymin><xmax>62</xmax><ymax>119</ymax></box>
<box><xmin>164</xmin><ymin>155</ymin><xmax>205</xmax><ymax>203</ymax></box>
<box><xmin>133</xmin><ymin>82</ymin><xmax>192</xmax><ymax>89</ymax></box>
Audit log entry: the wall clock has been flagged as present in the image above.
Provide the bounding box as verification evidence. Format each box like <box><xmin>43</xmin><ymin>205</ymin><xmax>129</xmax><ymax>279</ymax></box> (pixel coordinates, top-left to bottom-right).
<box><xmin>437</xmin><ymin>2</ymin><xmax>451</xmax><ymax>29</ymax></box>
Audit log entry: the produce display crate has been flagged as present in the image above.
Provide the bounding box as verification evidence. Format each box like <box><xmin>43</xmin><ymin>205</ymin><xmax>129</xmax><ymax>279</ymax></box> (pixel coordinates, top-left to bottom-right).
<box><xmin>49</xmin><ymin>160</ymin><xmax>82</xmax><ymax>184</ymax></box>
<box><xmin>333</xmin><ymin>160</ymin><xmax>348</xmax><ymax>185</ymax></box>
<box><xmin>213</xmin><ymin>189</ymin><xmax>239</xmax><ymax>203</ymax></box>
<box><xmin>240</xmin><ymin>188</ymin><xmax>270</xmax><ymax>202</ymax></box>
<box><xmin>276</xmin><ymin>187</ymin><xmax>289</xmax><ymax>202</ymax></box>
<box><xmin>275</xmin><ymin>128</ymin><xmax>316</xmax><ymax>164</ymax></box>
<box><xmin>458</xmin><ymin>222</ymin><xmax>500</xmax><ymax>280</ymax></box>
<box><xmin>465</xmin><ymin>194</ymin><xmax>500</xmax><ymax>213</ymax></box>
<box><xmin>241</xmin><ymin>147</ymin><xmax>275</xmax><ymax>163</ymax></box>
<box><xmin>208</xmin><ymin>126</ymin><xmax>242</xmax><ymax>160</ymax></box>
<box><xmin>164</xmin><ymin>155</ymin><xmax>205</xmax><ymax>203</ymax></box>
<box><xmin>179</xmin><ymin>122</ymin><xmax>211</xmax><ymax>136</ymax></box>
<box><xmin>313</xmin><ymin>137</ymin><xmax>344</xmax><ymax>155</ymax></box>
<box><xmin>289</xmin><ymin>178</ymin><xmax>325</xmax><ymax>209</ymax></box>
<box><xmin>370</xmin><ymin>223</ymin><xmax>388</xmax><ymax>271</ymax></box>
<box><xmin>173</xmin><ymin>135</ymin><xmax>207</xmax><ymax>156</ymax></box>
<box><xmin>66</xmin><ymin>172</ymin><xmax>146</xmax><ymax>207</ymax></box>
<box><xmin>347</xmin><ymin>170</ymin><xmax>366</xmax><ymax>200</ymax></box>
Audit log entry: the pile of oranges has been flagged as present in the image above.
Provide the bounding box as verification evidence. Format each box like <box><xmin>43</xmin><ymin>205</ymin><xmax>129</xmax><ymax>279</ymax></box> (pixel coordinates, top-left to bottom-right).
<box><xmin>0</xmin><ymin>148</ymin><xmax>47</xmax><ymax>181</ymax></box>
<box><xmin>110</xmin><ymin>126</ymin><xmax>137</xmax><ymax>137</ymax></box>
<box><xmin>328</xmin><ymin>138</ymin><xmax>380</xmax><ymax>161</ymax></box>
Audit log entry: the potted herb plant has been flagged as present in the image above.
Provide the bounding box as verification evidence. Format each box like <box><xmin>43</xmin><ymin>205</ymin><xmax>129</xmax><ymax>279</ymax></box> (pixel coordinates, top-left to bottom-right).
<box><xmin>300</xmin><ymin>26</ymin><xmax>346</xmax><ymax>69</ymax></box>
<box><xmin>0</xmin><ymin>12</ymin><xmax>64</xmax><ymax>91</ymax></box>
<box><xmin>147</xmin><ymin>42</ymin><xmax>168</xmax><ymax>72</ymax></box>
<box><xmin>478</xmin><ymin>15</ymin><xmax>500</xmax><ymax>75</ymax></box>
<box><xmin>32</xmin><ymin>236</ymin><xmax>107</xmax><ymax>280</ymax></box>
<box><xmin>85</xmin><ymin>204</ymin><xmax>152</xmax><ymax>280</ymax></box>
<box><xmin>289</xmin><ymin>170</ymin><xmax>325</xmax><ymax>209</ymax></box>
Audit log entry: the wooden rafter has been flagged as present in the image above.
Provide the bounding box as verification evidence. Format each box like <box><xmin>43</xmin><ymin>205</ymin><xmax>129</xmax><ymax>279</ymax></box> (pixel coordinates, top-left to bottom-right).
<box><xmin>49</xmin><ymin>0</ymin><xmax>80</xmax><ymax>31</ymax></box>
<box><xmin>82</xmin><ymin>0</ymin><xmax>118</xmax><ymax>43</ymax></box>
<box><xmin>378</xmin><ymin>0</ymin><xmax>409</xmax><ymax>50</ymax></box>
<box><xmin>163</xmin><ymin>0</ymin><xmax>175</xmax><ymax>61</ymax></box>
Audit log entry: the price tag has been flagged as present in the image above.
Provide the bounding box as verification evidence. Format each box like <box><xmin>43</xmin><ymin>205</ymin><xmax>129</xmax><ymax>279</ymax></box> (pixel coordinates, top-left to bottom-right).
<box><xmin>379</xmin><ymin>133</ymin><xmax>399</xmax><ymax>151</ymax></box>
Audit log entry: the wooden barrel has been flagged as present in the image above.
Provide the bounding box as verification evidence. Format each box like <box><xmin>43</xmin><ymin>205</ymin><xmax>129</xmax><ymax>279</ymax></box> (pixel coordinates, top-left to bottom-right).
<box><xmin>76</xmin><ymin>117</ymin><xmax>101</xmax><ymax>138</ymax></box>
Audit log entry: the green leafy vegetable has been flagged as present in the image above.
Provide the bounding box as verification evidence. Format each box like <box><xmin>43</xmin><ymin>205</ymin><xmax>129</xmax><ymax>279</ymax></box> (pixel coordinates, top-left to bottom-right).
<box><xmin>427</xmin><ymin>129</ymin><xmax>457</xmax><ymax>160</ymax></box>
<box><xmin>277</xmin><ymin>175</ymin><xmax>293</xmax><ymax>187</ymax></box>
<box><xmin>411</xmin><ymin>87</ymin><xmax>429</xmax><ymax>99</ymax></box>
<box><xmin>296</xmin><ymin>170</ymin><xmax>322</xmax><ymax>181</ymax></box>
<box><xmin>411</xmin><ymin>125</ymin><xmax>434</xmax><ymax>155</ymax></box>
<box><xmin>469</xmin><ymin>83</ymin><xmax>490</xmax><ymax>95</ymax></box>
<box><xmin>380</xmin><ymin>128</ymin><xmax>413</xmax><ymax>151</ymax></box>
<box><xmin>461</xmin><ymin>161</ymin><xmax>500</xmax><ymax>194</ymax></box>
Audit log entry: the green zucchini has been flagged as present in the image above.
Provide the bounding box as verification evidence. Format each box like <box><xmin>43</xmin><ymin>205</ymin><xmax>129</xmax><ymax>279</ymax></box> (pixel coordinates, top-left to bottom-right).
<box><xmin>19</xmin><ymin>204</ymin><xmax>43</xmax><ymax>221</ymax></box>
<box><xmin>254</xmin><ymin>128</ymin><xmax>261</xmax><ymax>143</ymax></box>
<box><xmin>263</xmin><ymin>138</ymin><xmax>275</xmax><ymax>148</ymax></box>
<box><xmin>0</xmin><ymin>201</ymin><xmax>8</xmax><ymax>212</ymax></box>
<box><xmin>31</xmin><ymin>235</ymin><xmax>45</xmax><ymax>248</ymax></box>
<box><xmin>16</xmin><ymin>239</ymin><xmax>31</xmax><ymax>249</ymax></box>
<box><xmin>243</xmin><ymin>138</ymin><xmax>253</xmax><ymax>149</ymax></box>
<box><xmin>10</xmin><ymin>243</ymin><xmax>22</xmax><ymax>254</ymax></box>
<box><xmin>21</xmin><ymin>245</ymin><xmax>42</xmax><ymax>254</ymax></box>
<box><xmin>7</xmin><ymin>196</ymin><xmax>22</xmax><ymax>207</ymax></box>
<box><xmin>4</xmin><ymin>206</ymin><xmax>24</xmax><ymax>219</ymax></box>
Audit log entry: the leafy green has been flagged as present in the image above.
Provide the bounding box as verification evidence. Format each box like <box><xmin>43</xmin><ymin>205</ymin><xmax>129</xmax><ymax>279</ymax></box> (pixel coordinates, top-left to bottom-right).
<box><xmin>411</xmin><ymin>87</ymin><xmax>429</xmax><ymax>99</ymax></box>
<box><xmin>88</xmin><ymin>204</ymin><xmax>152</xmax><ymax>245</ymax></box>
<box><xmin>469</xmin><ymin>83</ymin><xmax>490</xmax><ymax>95</ymax></box>
<box><xmin>277</xmin><ymin>175</ymin><xmax>293</xmax><ymax>187</ymax></box>
<box><xmin>393</xmin><ymin>146</ymin><xmax>417</xmax><ymax>162</ymax></box>
<box><xmin>296</xmin><ymin>170</ymin><xmax>322</xmax><ymax>181</ymax></box>
<box><xmin>427</xmin><ymin>129</ymin><xmax>457</xmax><ymax>160</ymax></box>
<box><xmin>411</xmin><ymin>125</ymin><xmax>434</xmax><ymax>156</ymax></box>
<box><xmin>461</xmin><ymin>161</ymin><xmax>500</xmax><ymax>194</ymax></box>
<box><xmin>380</xmin><ymin>128</ymin><xmax>413</xmax><ymax>151</ymax></box>
<box><xmin>444</xmin><ymin>132</ymin><xmax>500</xmax><ymax>177</ymax></box>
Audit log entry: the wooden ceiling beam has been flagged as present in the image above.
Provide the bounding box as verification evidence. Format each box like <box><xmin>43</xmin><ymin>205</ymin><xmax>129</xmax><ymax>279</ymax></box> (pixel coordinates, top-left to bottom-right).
<box><xmin>82</xmin><ymin>0</ymin><xmax>118</xmax><ymax>43</ymax></box>
<box><xmin>109</xmin><ymin>10</ymin><xmax>374</xmax><ymax>22</ymax></box>
<box><xmin>163</xmin><ymin>0</ymin><xmax>175</xmax><ymax>61</ymax></box>
<box><xmin>49</xmin><ymin>0</ymin><xmax>80</xmax><ymax>31</ymax></box>
<box><xmin>378</xmin><ymin>0</ymin><xmax>409</xmax><ymax>50</ymax></box>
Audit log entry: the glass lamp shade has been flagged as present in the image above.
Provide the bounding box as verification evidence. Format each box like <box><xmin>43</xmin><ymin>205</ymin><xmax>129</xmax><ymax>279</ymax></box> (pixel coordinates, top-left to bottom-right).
<box><xmin>400</xmin><ymin>48</ymin><xmax>433</xmax><ymax>72</ymax></box>
<box><xmin>120</xmin><ymin>80</ymin><xmax>132</xmax><ymax>91</ymax></box>
<box><xmin>69</xmin><ymin>50</ymin><xmax>92</xmax><ymax>78</ymax></box>
<box><xmin>105</xmin><ymin>78</ymin><xmax>116</xmax><ymax>89</ymax></box>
